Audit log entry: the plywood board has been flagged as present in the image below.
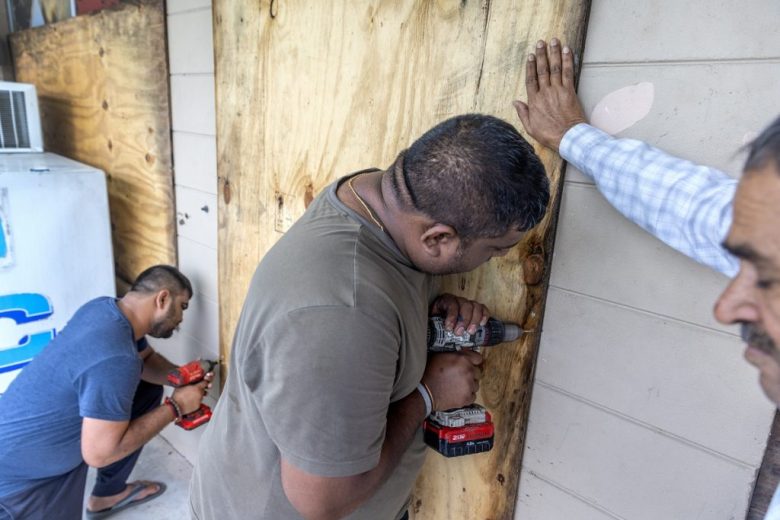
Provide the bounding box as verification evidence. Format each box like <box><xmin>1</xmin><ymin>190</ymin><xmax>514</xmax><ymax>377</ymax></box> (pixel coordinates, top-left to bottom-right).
<box><xmin>214</xmin><ymin>1</ymin><xmax>589</xmax><ymax>518</ymax></box>
<box><xmin>11</xmin><ymin>0</ymin><xmax>175</xmax><ymax>288</ymax></box>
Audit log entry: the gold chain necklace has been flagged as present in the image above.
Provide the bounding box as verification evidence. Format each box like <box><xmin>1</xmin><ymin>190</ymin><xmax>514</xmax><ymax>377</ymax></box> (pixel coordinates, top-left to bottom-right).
<box><xmin>348</xmin><ymin>175</ymin><xmax>385</xmax><ymax>232</ymax></box>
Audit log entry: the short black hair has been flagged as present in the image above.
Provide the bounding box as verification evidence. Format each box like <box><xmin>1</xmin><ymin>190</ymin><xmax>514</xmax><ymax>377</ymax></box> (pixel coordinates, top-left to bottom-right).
<box><xmin>745</xmin><ymin>114</ymin><xmax>780</xmax><ymax>173</ymax></box>
<box><xmin>391</xmin><ymin>114</ymin><xmax>549</xmax><ymax>240</ymax></box>
<box><xmin>131</xmin><ymin>265</ymin><xmax>193</xmax><ymax>299</ymax></box>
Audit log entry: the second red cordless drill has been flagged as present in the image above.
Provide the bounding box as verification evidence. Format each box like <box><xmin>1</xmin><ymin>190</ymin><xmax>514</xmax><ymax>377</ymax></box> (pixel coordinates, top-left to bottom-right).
<box><xmin>167</xmin><ymin>360</ymin><xmax>217</xmax><ymax>430</ymax></box>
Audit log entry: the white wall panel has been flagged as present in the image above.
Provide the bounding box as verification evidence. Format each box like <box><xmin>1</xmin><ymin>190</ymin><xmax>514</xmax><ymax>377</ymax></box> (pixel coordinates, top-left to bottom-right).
<box><xmin>523</xmin><ymin>386</ymin><xmax>756</xmax><ymax>520</ymax></box>
<box><xmin>550</xmin><ymin>183</ymin><xmax>731</xmax><ymax>331</ymax></box>
<box><xmin>175</xmin><ymin>185</ymin><xmax>218</xmax><ymax>250</ymax></box>
<box><xmin>167</xmin><ymin>8</ymin><xmax>214</xmax><ymax>75</ymax></box>
<box><xmin>170</xmin><ymin>75</ymin><xmax>216</xmax><ymax>136</ymax></box>
<box><xmin>167</xmin><ymin>0</ymin><xmax>211</xmax><ymax>15</ymax></box>
<box><xmin>538</xmin><ymin>288</ymin><xmax>772</xmax><ymax>464</ymax></box>
<box><xmin>516</xmin><ymin>470</ymin><xmax>616</xmax><ymax>520</ymax></box>
<box><xmin>172</xmin><ymin>132</ymin><xmax>218</xmax><ymax>194</ymax></box>
<box><xmin>565</xmin><ymin>62</ymin><xmax>780</xmax><ymax>184</ymax></box>
<box><xmin>178</xmin><ymin>236</ymin><xmax>218</xmax><ymax>305</ymax></box>
<box><xmin>583</xmin><ymin>0</ymin><xmax>780</xmax><ymax>63</ymax></box>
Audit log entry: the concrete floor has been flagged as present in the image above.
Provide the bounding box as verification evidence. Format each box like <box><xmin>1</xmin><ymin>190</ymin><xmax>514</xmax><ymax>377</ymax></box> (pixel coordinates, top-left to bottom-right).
<box><xmin>82</xmin><ymin>436</ymin><xmax>192</xmax><ymax>519</ymax></box>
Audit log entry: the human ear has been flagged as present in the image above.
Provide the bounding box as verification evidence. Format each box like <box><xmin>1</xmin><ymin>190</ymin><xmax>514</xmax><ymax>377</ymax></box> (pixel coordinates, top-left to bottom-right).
<box><xmin>420</xmin><ymin>223</ymin><xmax>459</xmax><ymax>258</ymax></box>
<box><xmin>155</xmin><ymin>289</ymin><xmax>171</xmax><ymax>311</ymax></box>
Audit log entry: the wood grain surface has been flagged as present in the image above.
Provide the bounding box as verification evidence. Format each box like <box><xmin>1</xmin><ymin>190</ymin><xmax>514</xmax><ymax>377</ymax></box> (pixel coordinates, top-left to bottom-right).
<box><xmin>213</xmin><ymin>1</ymin><xmax>590</xmax><ymax>518</ymax></box>
<box><xmin>11</xmin><ymin>0</ymin><xmax>175</xmax><ymax>289</ymax></box>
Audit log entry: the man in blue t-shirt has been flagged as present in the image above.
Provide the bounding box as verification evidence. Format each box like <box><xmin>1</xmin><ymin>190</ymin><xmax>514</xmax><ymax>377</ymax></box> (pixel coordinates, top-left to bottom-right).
<box><xmin>0</xmin><ymin>265</ymin><xmax>213</xmax><ymax>519</ymax></box>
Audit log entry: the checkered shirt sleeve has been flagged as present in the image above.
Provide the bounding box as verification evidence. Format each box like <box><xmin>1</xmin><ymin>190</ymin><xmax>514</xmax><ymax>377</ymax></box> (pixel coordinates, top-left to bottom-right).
<box><xmin>559</xmin><ymin>123</ymin><xmax>739</xmax><ymax>277</ymax></box>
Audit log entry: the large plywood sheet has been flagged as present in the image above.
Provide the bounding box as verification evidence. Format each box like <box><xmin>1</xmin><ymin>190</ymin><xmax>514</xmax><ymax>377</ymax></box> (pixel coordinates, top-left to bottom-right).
<box><xmin>11</xmin><ymin>0</ymin><xmax>175</xmax><ymax>288</ymax></box>
<box><xmin>214</xmin><ymin>1</ymin><xmax>589</xmax><ymax>518</ymax></box>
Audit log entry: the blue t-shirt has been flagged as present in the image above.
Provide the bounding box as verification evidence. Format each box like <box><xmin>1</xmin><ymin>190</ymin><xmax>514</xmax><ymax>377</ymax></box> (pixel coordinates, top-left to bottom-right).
<box><xmin>0</xmin><ymin>297</ymin><xmax>145</xmax><ymax>496</ymax></box>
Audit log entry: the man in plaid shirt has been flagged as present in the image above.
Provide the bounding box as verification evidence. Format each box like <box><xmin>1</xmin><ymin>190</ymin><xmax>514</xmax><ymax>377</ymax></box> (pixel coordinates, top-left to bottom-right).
<box><xmin>515</xmin><ymin>38</ymin><xmax>780</xmax><ymax>519</ymax></box>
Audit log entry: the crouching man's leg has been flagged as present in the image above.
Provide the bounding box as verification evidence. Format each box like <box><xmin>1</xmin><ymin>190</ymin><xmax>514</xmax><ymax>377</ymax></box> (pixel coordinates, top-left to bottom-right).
<box><xmin>0</xmin><ymin>463</ymin><xmax>88</xmax><ymax>520</ymax></box>
<box><xmin>86</xmin><ymin>381</ymin><xmax>166</xmax><ymax>515</ymax></box>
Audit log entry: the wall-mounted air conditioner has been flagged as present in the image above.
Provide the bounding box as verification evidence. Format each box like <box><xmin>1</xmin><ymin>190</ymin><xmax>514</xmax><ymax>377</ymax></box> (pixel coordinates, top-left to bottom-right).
<box><xmin>0</xmin><ymin>81</ymin><xmax>43</xmax><ymax>153</ymax></box>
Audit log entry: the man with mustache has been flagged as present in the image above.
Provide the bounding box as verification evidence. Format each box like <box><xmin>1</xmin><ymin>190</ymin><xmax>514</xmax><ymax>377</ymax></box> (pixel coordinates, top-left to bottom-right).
<box><xmin>0</xmin><ymin>265</ymin><xmax>213</xmax><ymax>519</ymax></box>
<box><xmin>515</xmin><ymin>37</ymin><xmax>780</xmax><ymax>518</ymax></box>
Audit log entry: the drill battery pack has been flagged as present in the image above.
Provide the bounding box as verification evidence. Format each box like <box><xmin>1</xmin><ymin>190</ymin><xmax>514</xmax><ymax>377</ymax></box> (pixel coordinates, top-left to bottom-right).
<box><xmin>178</xmin><ymin>403</ymin><xmax>213</xmax><ymax>430</ymax></box>
<box><xmin>423</xmin><ymin>405</ymin><xmax>494</xmax><ymax>457</ymax></box>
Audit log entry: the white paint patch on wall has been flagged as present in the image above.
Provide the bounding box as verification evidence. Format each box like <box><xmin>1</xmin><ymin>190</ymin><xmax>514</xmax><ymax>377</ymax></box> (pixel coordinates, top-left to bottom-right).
<box><xmin>590</xmin><ymin>82</ymin><xmax>655</xmax><ymax>134</ymax></box>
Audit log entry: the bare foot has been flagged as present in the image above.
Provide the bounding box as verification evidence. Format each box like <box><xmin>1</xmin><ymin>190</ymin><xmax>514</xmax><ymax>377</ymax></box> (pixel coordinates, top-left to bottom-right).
<box><xmin>86</xmin><ymin>481</ymin><xmax>161</xmax><ymax>513</ymax></box>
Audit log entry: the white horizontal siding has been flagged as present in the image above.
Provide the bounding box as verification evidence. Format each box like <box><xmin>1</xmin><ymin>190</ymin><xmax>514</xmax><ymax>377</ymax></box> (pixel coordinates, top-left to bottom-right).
<box><xmin>583</xmin><ymin>0</ymin><xmax>780</xmax><ymax>63</ymax></box>
<box><xmin>550</xmin><ymin>183</ymin><xmax>731</xmax><ymax>332</ymax></box>
<box><xmin>538</xmin><ymin>288</ymin><xmax>769</xmax><ymax>464</ymax></box>
<box><xmin>567</xmin><ymin>61</ymin><xmax>780</xmax><ymax>183</ymax></box>
<box><xmin>524</xmin><ymin>386</ymin><xmax>756</xmax><ymax>519</ymax></box>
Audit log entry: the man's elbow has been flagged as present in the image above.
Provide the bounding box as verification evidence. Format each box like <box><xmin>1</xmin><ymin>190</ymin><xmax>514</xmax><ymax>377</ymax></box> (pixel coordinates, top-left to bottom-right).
<box><xmin>81</xmin><ymin>446</ymin><xmax>119</xmax><ymax>468</ymax></box>
<box><xmin>289</xmin><ymin>502</ymin><xmax>347</xmax><ymax>520</ymax></box>
<box><xmin>283</xmin><ymin>486</ymin><xmax>357</xmax><ymax>520</ymax></box>
<box><xmin>82</xmin><ymin>451</ymin><xmax>110</xmax><ymax>468</ymax></box>
<box><xmin>281</xmin><ymin>468</ymin><xmax>369</xmax><ymax>520</ymax></box>
<box><xmin>81</xmin><ymin>417</ymin><xmax>130</xmax><ymax>468</ymax></box>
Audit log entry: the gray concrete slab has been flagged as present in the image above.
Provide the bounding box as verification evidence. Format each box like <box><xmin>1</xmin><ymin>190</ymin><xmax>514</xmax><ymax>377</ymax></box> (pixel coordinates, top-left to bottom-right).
<box><xmin>82</xmin><ymin>436</ymin><xmax>192</xmax><ymax>519</ymax></box>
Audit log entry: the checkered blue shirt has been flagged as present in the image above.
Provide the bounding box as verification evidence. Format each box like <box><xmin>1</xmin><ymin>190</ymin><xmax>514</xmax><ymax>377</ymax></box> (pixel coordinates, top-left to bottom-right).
<box><xmin>559</xmin><ymin>123</ymin><xmax>739</xmax><ymax>277</ymax></box>
<box><xmin>766</xmin><ymin>484</ymin><xmax>780</xmax><ymax>520</ymax></box>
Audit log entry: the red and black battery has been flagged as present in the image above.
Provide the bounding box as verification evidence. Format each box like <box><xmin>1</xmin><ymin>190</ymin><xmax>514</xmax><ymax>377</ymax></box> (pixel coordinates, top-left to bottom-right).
<box><xmin>423</xmin><ymin>404</ymin><xmax>494</xmax><ymax>457</ymax></box>
<box><xmin>177</xmin><ymin>403</ymin><xmax>213</xmax><ymax>430</ymax></box>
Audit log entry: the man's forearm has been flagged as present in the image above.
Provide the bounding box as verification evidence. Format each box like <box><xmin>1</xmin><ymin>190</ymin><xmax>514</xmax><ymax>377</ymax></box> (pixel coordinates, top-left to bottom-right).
<box><xmin>141</xmin><ymin>351</ymin><xmax>178</xmax><ymax>385</ymax></box>
<box><xmin>343</xmin><ymin>390</ymin><xmax>427</xmax><ymax>511</ymax></box>
<box><xmin>560</xmin><ymin>123</ymin><xmax>739</xmax><ymax>276</ymax></box>
<box><xmin>96</xmin><ymin>405</ymin><xmax>175</xmax><ymax>466</ymax></box>
<box><xmin>370</xmin><ymin>388</ymin><xmax>428</xmax><ymax>486</ymax></box>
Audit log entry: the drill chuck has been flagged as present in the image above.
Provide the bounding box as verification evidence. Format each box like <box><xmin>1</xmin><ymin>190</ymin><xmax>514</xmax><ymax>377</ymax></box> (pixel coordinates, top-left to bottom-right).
<box><xmin>502</xmin><ymin>323</ymin><xmax>521</xmax><ymax>343</ymax></box>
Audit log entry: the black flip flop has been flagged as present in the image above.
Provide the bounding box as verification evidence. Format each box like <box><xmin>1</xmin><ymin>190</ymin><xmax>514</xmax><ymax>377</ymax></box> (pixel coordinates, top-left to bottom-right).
<box><xmin>85</xmin><ymin>481</ymin><xmax>167</xmax><ymax>519</ymax></box>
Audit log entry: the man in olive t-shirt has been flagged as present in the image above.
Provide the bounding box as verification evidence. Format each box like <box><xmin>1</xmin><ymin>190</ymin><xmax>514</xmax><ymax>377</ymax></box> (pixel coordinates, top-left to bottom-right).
<box><xmin>190</xmin><ymin>114</ymin><xmax>549</xmax><ymax>519</ymax></box>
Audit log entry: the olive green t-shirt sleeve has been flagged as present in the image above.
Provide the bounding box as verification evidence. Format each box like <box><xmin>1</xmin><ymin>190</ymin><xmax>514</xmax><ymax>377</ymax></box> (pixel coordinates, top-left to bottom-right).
<box><xmin>247</xmin><ymin>305</ymin><xmax>402</xmax><ymax>478</ymax></box>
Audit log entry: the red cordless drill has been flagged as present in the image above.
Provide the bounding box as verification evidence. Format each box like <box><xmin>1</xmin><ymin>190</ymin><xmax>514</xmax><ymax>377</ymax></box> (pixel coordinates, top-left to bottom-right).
<box><xmin>423</xmin><ymin>317</ymin><xmax>523</xmax><ymax>457</ymax></box>
<box><xmin>167</xmin><ymin>360</ymin><xmax>217</xmax><ymax>430</ymax></box>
